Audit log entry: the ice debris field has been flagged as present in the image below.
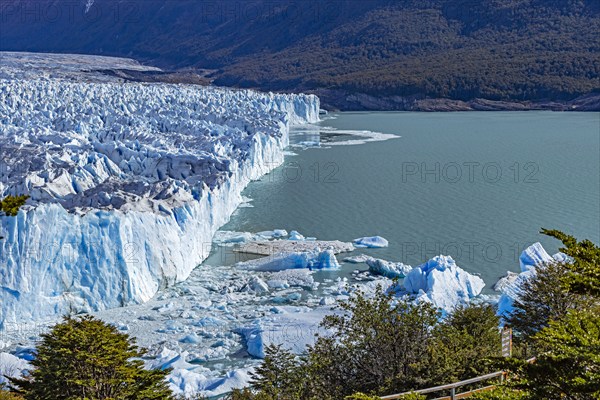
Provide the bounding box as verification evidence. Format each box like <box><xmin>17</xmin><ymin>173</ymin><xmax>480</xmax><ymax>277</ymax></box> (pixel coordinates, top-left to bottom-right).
<box><xmin>0</xmin><ymin>53</ymin><xmax>568</xmax><ymax>398</ymax></box>
<box><xmin>1</xmin><ymin>223</ymin><xmax>564</xmax><ymax>397</ymax></box>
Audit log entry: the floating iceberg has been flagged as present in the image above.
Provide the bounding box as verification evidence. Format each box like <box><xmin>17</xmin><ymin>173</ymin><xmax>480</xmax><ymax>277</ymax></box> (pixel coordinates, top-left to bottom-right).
<box><xmin>237</xmin><ymin>239</ymin><xmax>353</xmax><ymax>256</ymax></box>
<box><xmin>492</xmin><ymin>271</ymin><xmax>520</xmax><ymax>292</ymax></box>
<box><xmin>366</xmin><ymin>257</ymin><xmax>412</xmax><ymax>279</ymax></box>
<box><xmin>266</xmin><ymin>269</ymin><xmax>317</xmax><ymax>290</ymax></box>
<box><xmin>167</xmin><ymin>366</ymin><xmax>254</xmax><ymax>398</ymax></box>
<box><xmin>343</xmin><ymin>254</ymin><xmax>372</xmax><ymax>264</ymax></box>
<box><xmin>257</xmin><ymin>229</ymin><xmax>288</xmax><ymax>239</ymax></box>
<box><xmin>0</xmin><ymin>53</ymin><xmax>320</xmax><ymax>327</ymax></box>
<box><xmin>353</xmin><ymin>236</ymin><xmax>389</xmax><ymax>248</ymax></box>
<box><xmin>213</xmin><ymin>231</ymin><xmax>257</xmax><ymax>246</ymax></box>
<box><xmin>403</xmin><ymin>255</ymin><xmax>485</xmax><ymax>312</ymax></box>
<box><xmin>237</xmin><ymin>249</ymin><xmax>340</xmax><ymax>271</ymax></box>
<box><xmin>289</xmin><ymin>230</ymin><xmax>305</xmax><ymax>241</ymax></box>
<box><xmin>147</xmin><ymin>347</ymin><xmax>253</xmax><ymax>397</ymax></box>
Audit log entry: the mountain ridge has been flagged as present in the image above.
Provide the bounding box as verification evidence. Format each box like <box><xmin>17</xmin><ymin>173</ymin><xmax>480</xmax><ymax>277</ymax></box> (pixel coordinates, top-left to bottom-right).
<box><xmin>1</xmin><ymin>0</ymin><xmax>598</xmax><ymax>110</ymax></box>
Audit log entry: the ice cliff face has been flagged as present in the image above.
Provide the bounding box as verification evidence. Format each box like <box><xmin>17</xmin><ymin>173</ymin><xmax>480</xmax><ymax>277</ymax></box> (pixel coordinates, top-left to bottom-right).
<box><xmin>0</xmin><ymin>53</ymin><xmax>319</xmax><ymax>328</ymax></box>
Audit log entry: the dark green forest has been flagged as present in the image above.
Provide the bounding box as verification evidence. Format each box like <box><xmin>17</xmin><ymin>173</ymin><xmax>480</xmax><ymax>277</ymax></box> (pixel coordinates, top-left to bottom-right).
<box><xmin>1</xmin><ymin>0</ymin><xmax>598</xmax><ymax>108</ymax></box>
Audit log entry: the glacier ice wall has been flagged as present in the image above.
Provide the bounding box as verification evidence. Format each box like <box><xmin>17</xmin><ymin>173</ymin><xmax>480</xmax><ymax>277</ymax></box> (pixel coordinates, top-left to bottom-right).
<box><xmin>0</xmin><ymin>54</ymin><xmax>319</xmax><ymax>327</ymax></box>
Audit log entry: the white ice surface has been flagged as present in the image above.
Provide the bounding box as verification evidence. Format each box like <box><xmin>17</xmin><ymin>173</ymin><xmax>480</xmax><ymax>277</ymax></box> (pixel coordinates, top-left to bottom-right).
<box><xmin>497</xmin><ymin>243</ymin><xmax>565</xmax><ymax>318</ymax></box>
<box><xmin>0</xmin><ymin>352</ymin><xmax>29</xmax><ymax>387</ymax></box>
<box><xmin>519</xmin><ymin>242</ymin><xmax>554</xmax><ymax>272</ymax></box>
<box><xmin>236</xmin><ymin>306</ymin><xmax>335</xmax><ymax>358</ymax></box>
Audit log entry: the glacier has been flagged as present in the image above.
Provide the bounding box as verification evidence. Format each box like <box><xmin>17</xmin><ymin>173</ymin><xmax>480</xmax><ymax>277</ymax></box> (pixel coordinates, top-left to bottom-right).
<box><xmin>0</xmin><ymin>52</ymin><xmax>320</xmax><ymax>328</ymax></box>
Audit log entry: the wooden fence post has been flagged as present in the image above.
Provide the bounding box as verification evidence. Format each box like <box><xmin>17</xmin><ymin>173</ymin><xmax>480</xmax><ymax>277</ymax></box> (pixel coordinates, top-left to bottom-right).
<box><xmin>502</xmin><ymin>326</ymin><xmax>513</xmax><ymax>357</ymax></box>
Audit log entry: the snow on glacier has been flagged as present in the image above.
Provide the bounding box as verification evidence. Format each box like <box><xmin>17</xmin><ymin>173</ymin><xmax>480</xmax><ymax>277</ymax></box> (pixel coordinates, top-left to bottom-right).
<box><xmin>0</xmin><ymin>52</ymin><xmax>320</xmax><ymax>327</ymax></box>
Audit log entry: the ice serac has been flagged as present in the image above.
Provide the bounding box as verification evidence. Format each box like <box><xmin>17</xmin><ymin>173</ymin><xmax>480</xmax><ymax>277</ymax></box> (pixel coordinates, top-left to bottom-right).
<box><xmin>403</xmin><ymin>255</ymin><xmax>485</xmax><ymax>312</ymax></box>
<box><xmin>519</xmin><ymin>242</ymin><xmax>553</xmax><ymax>272</ymax></box>
<box><xmin>497</xmin><ymin>242</ymin><xmax>563</xmax><ymax>318</ymax></box>
<box><xmin>0</xmin><ymin>53</ymin><xmax>320</xmax><ymax>327</ymax></box>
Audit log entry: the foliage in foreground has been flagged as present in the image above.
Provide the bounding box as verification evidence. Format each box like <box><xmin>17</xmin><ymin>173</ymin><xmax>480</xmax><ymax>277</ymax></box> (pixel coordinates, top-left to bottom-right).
<box><xmin>0</xmin><ymin>195</ymin><xmax>29</xmax><ymax>217</ymax></box>
<box><xmin>230</xmin><ymin>230</ymin><xmax>600</xmax><ymax>400</ymax></box>
<box><xmin>10</xmin><ymin>315</ymin><xmax>173</xmax><ymax>400</ymax></box>
<box><xmin>500</xmin><ymin>231</ymin><xmax>600</xmax><ymax>400</ymax></box>
<box><xmin>505</xmin><ymin>260</ymin><xmax>590</xmax><ymax>341</ymax></box>
<box><xmin>470</xmin><ymin>386</ymin><xmax>527</xmax><ymax>400</ymax></box>
<box><xmin>542</xmin><ymin>228</ymin><xmax>600</xmax><ymax>297</ymax></box>
<box><xmin>0</xmin><ymin>195</ymin><xmax>29</xmax><ymax>239</ymax></box>
<box><xmin>228</xmin><ymin>287</ymin><xmax>501</xmax><ymax>400</ymax></box>
<box><xmin>505</xmin><ymin>307</ymin><xmax>600</xmax><ymax>400</ymax></box>
<box><xmin>0</xmin><ymin>391</ymin><xmax>24</xmax><ymax>400</ymax></box>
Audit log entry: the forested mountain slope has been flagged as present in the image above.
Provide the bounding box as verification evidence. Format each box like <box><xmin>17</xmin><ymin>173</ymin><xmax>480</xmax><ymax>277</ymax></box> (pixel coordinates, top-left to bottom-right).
<box><xmin>1</xmin><ymin>0</ymin><xmax>598</xmax><ymax>109</ymax></box>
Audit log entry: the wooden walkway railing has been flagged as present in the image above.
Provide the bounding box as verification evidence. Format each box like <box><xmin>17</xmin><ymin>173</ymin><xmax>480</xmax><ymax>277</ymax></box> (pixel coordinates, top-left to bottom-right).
<box><xmin>381</xmin><ymin>357</ymin><xmax>535</xmax><ymax>400</ymax></box>
<box><xmin>211</xmin><ymin>358</ymin><xmax>535</xmax><ymax>400</ymax></box>
<box><xmin>380</xmin><ymin>370</ymin><xmax>506</xmax><ymax>400</ymax></box>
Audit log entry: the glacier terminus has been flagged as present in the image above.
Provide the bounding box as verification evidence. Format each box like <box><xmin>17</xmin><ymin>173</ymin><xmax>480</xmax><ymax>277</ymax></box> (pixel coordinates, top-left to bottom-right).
<box><xmin>0</xmin><ymin>52</ymin><xmax>320</xmax><ymax>328</ymax></box>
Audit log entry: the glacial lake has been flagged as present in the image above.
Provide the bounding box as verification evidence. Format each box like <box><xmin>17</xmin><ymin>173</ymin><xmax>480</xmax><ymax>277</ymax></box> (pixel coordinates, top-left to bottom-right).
<box><xmin>206</xmin><ymin>112</ymin><xmax>600</xmax><ymax>292</ymax></box>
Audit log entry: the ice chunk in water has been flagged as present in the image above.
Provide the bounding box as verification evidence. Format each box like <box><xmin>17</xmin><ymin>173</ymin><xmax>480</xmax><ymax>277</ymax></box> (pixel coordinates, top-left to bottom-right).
<box><xmin>353</xmin><ymin>236</ymin><xmax>389</xmax><ymax>248</ymax></box>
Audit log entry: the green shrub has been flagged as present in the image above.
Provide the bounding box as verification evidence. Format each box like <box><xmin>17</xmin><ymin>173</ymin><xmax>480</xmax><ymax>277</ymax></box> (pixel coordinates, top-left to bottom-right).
<box><xmin>0</xmin><ymin>195</ymin><xmax>29</xmax><ymax>217</ymax></box>
<box><xmin>11</xmin><ymin>315</ymin><xmax>173</xmax><ymax>400</ymax></box>
<box><xmin>471</xmin><ymin>386</ymin><xmax>527</xmax><ymax>399</ymax></box>
<box><xmin>345</xmin><ymin>393</ymin><xmax>382</xmax><ymax>400</ymax></box>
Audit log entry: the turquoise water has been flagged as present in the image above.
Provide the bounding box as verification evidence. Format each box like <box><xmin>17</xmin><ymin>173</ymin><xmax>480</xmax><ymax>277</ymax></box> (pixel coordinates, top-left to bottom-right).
<box><xmin>207</xmin><ymin>112</ymin><xmax>600</xmax><ymax>291</ymax></box>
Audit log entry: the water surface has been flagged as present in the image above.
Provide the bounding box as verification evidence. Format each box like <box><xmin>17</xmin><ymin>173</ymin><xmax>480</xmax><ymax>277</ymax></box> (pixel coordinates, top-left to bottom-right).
<box><xmin>208</xmin><ymin>112</ymin><xmax>600</xmax><ymax>291</ymax></box>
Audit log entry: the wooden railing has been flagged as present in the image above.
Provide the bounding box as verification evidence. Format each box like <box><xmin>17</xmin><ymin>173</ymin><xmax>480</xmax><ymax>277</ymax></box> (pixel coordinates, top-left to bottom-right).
<box><xmin>211</xmin><ymin>358</ymin><xmax>535</xmax><ymax>400</ymax></box>
<box><xmin>380</xmin><ymin>371</ymin><xmax>506</xmax><ymax>400</ymax></box>
<box><xmin>381</xmin><ymin>358</ymin><xmax>535</xmax><ymax>400</ymax></box>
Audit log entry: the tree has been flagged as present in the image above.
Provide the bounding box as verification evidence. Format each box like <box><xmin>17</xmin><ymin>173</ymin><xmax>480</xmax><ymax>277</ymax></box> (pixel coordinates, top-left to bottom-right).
<box><xmin>0</xmin><ymin>390</ymin><xmax>24</xmax><ymax>400</ymax></box>
<box><xmin>0</xmin><ymin>195</ymin><xmax>29</xmax><ymax>217</ymax></box>
<box><xmin>505</xmin><ymin>261</ymin><xmax>588</xmax><ymax>341</ymax></box>
<box><xmin>233</xmin><ymin>289</ymin><xmax>504</xmax><ymax>399</ymax></box>
<box><xmin>542</xmin><ymin>229</ymin><xmax>600</xmax><ymax>297</ymax></box>
<box><xmin>499</xmin><ymin>231</ymin><xmax>600</xmax><ymax>400</ymax></box>
<box><xmin>11</xmin><ymin>315</ymin><xmax>173</xmax><ymax>400</ymax></box>
<box><xmin>470</xmin><ymin>386</ymin><xmax>527</xmax><ymax>399</ymax></box>
<box><xmin>249</xmin><ymin>344</ymin><xmax>303</xmax><ymax>400</ymax></box>
<box><xmin>311</xmin><ymin>286</ymin><xmax>439</xmax><ymax>397</ymax></box>
<box><xmin>0</xmin><ymin>195</ymin><xmax>29</xmax><ymax>240</ymax></box>
<box><xmin>506</xmin><ymin>307</ymin><xmax>600</xmax><ymax>400</ymax></box>
<box><xmin>426</xmin><ymin>304</ymin><xmax>501</xmax><ymax>385</ymax></box>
